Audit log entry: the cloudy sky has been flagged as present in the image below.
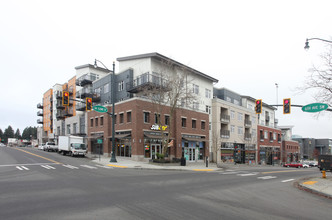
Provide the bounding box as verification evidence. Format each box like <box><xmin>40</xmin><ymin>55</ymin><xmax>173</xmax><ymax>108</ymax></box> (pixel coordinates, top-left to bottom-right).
<box><xmin>0</xmin><ymin>0</ymin><xmax>331</xmax><ymax>138</ymax></box>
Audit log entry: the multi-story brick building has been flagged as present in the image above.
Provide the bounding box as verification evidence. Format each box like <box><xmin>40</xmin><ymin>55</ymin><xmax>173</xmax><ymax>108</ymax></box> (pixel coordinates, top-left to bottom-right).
<box><xmin>88</xmin><ymin>52</ymin><xmax>218</xmax><ymax>161</ymax></box>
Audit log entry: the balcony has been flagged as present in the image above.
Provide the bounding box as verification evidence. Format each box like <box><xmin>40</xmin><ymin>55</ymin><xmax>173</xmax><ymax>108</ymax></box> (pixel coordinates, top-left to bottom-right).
<box><xmin>56</xmin><ymin>91</ymin><xmax>62</xmax><ymax>100</ymax></box>
<box><xmin>37</xmin><ymin>119</ymin><xmax>43</xmax><ymax>124</ymax></box>
<box><xmin>126</xmin><ymin>72</ymin><xmax>168</xmax><ymax>93</ymax></box>
<box><xmin>76</xmin><ymin>102</ymin><xmax>86</xmax><ymax>111</ymax></box>
<box><xmin>76</xmin><ymin>74</ymin><xmax>98</xmax><ymax>86</ymax></box>
<box><xmin>37</xmin><ymin>103</ymin><xmax>43</xmax><ymax>109</ymax></box>
<box><xmin>220</xmin><ymin>114</ymin><xmax>230</xmax><ymax>124</ymax></box>
<box><xmin>245</xmin><ymin>133</ymin><xmax>252</xmax><ymax>141</ymax></box>
<box><xmin>244</xmin><ymin>119</ymin><xmax>252</xmax><ymax>127</ymax></box>
<box><xmin>37</xmin><ymin>111</ymin><xmax>43</xmax><ymax>116</ymax></box>
<box><xmin>76</xmin><ymin>87</ymin><xmax>93</xmax><ymax>99</ymax></box>
<box><xmin>56</xmin><ymin>102</ymin><xmax>65</xmax><ymax>109</ymax></box>
<box><xmin>92</xmin><ymin>92</ymin><xmax>101</xmax><ymax>102</ymax></box>
<box><xmin>220</xmin><ymin>130</ymin><xmax>230</xmax><ymax>139</ymax></box>
<box><xmin>56</xmin><ymin>112</ymin><xmax>66</xmax><ymax>120</ymax></box>
<box><xmin>64</xmin><ymin>108</ymin><xmax>73</xmax><ymax>117</ymax></box>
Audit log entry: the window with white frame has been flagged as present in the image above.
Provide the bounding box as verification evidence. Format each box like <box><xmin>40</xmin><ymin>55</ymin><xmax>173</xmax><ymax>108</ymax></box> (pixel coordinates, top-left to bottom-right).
<box><xmin>264</xmin><ymin>131</ymin><xmax>268</xmax><ymax>139</ymax></box>
<box><xmin>273</xmin><ymin>132</ymin><xmax>276</xmax><ymax>140</ymax></box>
<box><xmin>238</xmin><ymin>112</ymin><xmax>243</xmax><ymax>121</ymax></box>
<box><xmin>104</xmin><ymin>83</ymin><xmax>109</xmax><ymax>93</ymax></box>
<box><xmin>118</xmin><ymin>81</ymin><xmax>124</xmax><ymax>91</ymax></box>
<box><xmin>231</xmin><ymin>125</ymin><xmax>235</xmax><ymax>133</ymax></box>
<box><xmin>238</xmin><ymin>126</ymin><xmax>243</xmax><ymax>135</ymax></box>
<box><xmin>206</xmin><ymin>105</ymin><xmax>211</xmax><ymax>114</ymax></box>
<box><xmin>205</xmin><ymin>89</ymin><xmax>211</xmax><ymax>98</ymax></box>
<box><xmin>193</xmin><ymin>84</ymin><xmax>199</xmax><ymax>94</ymax></box>
<box><xmin>193</xmin><ymin>102</ymin><xmax>199</xmax><ymax>110</ymax></box>
<box><xmin>231</xmin><ymin>110</ymin><xmax>235</xmax><ymax>119</ymax></box>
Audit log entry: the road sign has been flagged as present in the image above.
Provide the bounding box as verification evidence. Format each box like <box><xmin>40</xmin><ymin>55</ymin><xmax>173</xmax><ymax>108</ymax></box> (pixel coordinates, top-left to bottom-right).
<box><xmin>97</xmin><ymin>139</ymin><xmax>103</xmax><ymax>144</ymax></box>
<box><xmin>93</xmin><ymin>105</ymin><xmax>108</xmax><ymax>113</ymax></box>
<box><xmin>302</xmin><ymin>103</ymin><xmax>328</xmax><ymax>113</ymax></box>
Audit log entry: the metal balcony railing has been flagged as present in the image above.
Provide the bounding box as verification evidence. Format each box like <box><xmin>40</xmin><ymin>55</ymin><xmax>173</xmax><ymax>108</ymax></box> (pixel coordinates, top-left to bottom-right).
<box><xmin>76</xmin><ymin>74</ymin><xmax>98</xmax><ymax>86</ymax></box>
<box><xmin>37</xmin><ymin>103</ymin><xmax>43</xmax><ymax>109</ymax></box>
<box><xmin>220</xmin><ymin>114</ymin><xmax>230</xmax><ymax>123</ymax></box>
<box><xmin>126</xmin><ymin>72</ymin><xmax>168</xmax><ymax>93</ymax></box>
<box><xmin>244</xmin><ymin>119</ymin><xmax>252</xmax><ymax>127</ymax></box>
<box><xmin>220</xmin><ymin>130</ymin><xmax>230</xmax><ymax>139</ymax></box>
<box><xmin>37</xmin><ymin>111</ymin><xmax>43</xmax><ymax>116</ymax></box>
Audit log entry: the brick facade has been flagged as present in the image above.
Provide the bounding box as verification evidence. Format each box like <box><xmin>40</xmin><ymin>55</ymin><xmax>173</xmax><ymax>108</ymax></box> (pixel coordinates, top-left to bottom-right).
<box><xmin>257</xmin><ymin>125</ymin><xmax>282</xmax><ymax>165</ymax></box>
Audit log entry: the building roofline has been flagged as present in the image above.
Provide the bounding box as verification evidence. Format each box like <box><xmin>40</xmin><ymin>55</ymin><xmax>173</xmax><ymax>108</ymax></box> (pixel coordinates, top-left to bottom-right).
<box><xmin>241</xmin><ymin>96</ymin><xmax>277</xmax><ymax>110</ymax></box>
<box><xmin>75</xmin><ymin>64</ymin><xmax>110</xmax><ymax>73</ymax></box>
<box><xmin>117</xmin><ymin>52</ymin><xmax>219</xmax><ymax>83</ymax></box>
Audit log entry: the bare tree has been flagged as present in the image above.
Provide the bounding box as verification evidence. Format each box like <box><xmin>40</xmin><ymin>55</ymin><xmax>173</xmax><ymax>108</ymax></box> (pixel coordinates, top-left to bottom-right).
<box><xmin>300</xmin><ymin>45</ymin><xmax>332</xmax><ymax>107</ymax></box>
<box><xmin>137</xmin><ymin>59</ymin><xmax>197</xmax><ymax>158</ymax></box>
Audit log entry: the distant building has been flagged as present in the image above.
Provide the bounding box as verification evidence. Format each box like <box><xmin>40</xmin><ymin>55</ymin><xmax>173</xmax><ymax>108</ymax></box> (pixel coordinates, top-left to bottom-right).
<box><xmin>279</xmin><ymin>126</ymin><xmax>300</xmax><ymax>163</ymax></box>
<box><xmin>293</xmin><ymin>137</ymin><xmax>332</xmax><ymax>160</ymax></box>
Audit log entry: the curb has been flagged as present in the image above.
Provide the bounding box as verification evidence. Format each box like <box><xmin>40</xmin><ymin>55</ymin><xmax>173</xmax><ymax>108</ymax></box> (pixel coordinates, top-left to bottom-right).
<box><xmin>294</xmin><ymin>177</ymin><xmax>332</xmax><ymax>200</ymax></box>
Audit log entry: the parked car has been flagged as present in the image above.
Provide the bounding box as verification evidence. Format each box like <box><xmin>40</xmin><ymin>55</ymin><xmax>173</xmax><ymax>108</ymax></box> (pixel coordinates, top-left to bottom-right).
<box><xmin>0</xmin><ymin>143</ymin><xmax>6</xmax><ymax>147</ymax></box>
<box><xmin>44</xmin><ymin>142</ymin><xmax>57</xmax><ymax>152</ymax></box>
<box><xmin>302</xmin><ymin>163</ymin><xmax>310</xmax><ymax>168</ymax></box>
<box><xmin>283</xmin><ymin>162</ymin><xmax>303</xmax><ymax>168</ymax></box>
<box><xmin>38</xmin><ymin>144</ymin><xmax>45</xmax><ymax>150</ymax></box>
<box><xmin>309</xmin><ymin>161</ymin><xmax>318</xmax><ymax>167</ymax></box>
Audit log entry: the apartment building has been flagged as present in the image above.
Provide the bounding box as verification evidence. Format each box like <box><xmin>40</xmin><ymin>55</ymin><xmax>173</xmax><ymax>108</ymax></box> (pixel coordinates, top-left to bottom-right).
<box><xmin>212</xmin><ymin>88</ymin><xmax>257</xmax><ymax>164</ymax></box>
<box><xmin>87</xmin><ymin>52</ymin><xmax>218</xmax><ymax>161</ymax></box>
<box><xmin>293</xmin><ymin>137</ymin><xmax>332</xmax><ymax>160</ymax></box>
<box><xmin>242</xmin><ymin>96</ymin><xmax>282</xmax><ymax>165</ymax></box>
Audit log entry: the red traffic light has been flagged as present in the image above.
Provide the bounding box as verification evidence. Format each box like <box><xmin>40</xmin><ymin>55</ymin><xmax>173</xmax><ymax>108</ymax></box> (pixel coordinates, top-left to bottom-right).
<box><xmin>284</xmin><ymin>99</ymin><xmax>289</xmax><ymax>104</ymax></box>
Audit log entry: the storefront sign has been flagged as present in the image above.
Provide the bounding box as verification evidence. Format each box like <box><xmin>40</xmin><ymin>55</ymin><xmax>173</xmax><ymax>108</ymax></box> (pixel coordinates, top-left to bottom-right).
<box><xmin>151</xmin><ymin>124</ymin><xmax>167</xmax><ymax>131</ymax></box>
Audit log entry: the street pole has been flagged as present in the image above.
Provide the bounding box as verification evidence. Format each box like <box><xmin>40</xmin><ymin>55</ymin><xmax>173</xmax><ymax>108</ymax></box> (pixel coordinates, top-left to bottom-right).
<box><xmin>110</xmin><ymin>61</ymin><xmax>117</xmax><ymax>162</ymax></box>
<box><xmin>94</xmin><ymin>59</ymin><xmax>117</xmax><ymax>162</ymax></box>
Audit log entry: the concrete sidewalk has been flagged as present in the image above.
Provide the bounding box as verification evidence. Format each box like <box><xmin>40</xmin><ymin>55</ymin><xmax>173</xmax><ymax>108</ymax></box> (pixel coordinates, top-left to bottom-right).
<box><xmin>89</xmin><ymin>155</ymin><xmax>332</xmax><ymax>199</ymax></box>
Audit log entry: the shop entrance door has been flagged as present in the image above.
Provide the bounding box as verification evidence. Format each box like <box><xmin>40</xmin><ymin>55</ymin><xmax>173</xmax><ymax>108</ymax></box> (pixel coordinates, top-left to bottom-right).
<box><xmin>151</xmin><ymin>144</ymin><xmax>162</xmax><ymax>159</ymax></box>
<box><xmin>188</xmin><ymin>148</ymin><xmax>196</xmax><ymax>161</ymax></box>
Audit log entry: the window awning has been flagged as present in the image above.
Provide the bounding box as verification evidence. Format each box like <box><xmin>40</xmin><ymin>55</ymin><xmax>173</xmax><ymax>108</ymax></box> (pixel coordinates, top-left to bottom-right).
<box><xmin>144</xmin><ymin>134</ymin><xmax>166</xmax><ymax>139</ymax></box>
<box><xmin>108</xmin><ymin>134</ymin><xmax>131</xmax><ymax>139</ymax></box>
<box><xmin>182</xmin><ymin>137</ymin><xmax>208</xmax><ymax>142</ymax></box>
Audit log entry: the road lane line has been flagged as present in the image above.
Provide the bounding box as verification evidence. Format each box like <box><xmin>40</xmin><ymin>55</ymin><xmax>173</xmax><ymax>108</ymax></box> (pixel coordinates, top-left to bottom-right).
<box><xmin>257</xmin><ymin>176</ymin><xmax>277</xmax><ymax>180</ymax></box>
<box><xmin>237</xmin><ymin>173</ymin><xmax>258</xmax><ymax>176</ymax></box>
<box><xmin>63</xmin><ymin>165</ymin><xmax>79</xmax><ymax>169</ymax></box>
<box><xmin>0</xmin><ymin>163</ymin><xmax>57</xmax><ymax>167</ymax></box>
<box><xmin>262</xmin><ymin>170</ymin><xmax>310</xmax><ymax>174</ymax></box>
<box><xmin>41</xmin><ymin>165</ymin><xmax>51</xmax><ymax>169</ymax></box>
<box><xmin>21</xmin><ymin>166</ymin><xmax>29</xmax><ymax>170</ymax></box>
<box><xmin>281</xmin><ymin>179</ymin><xmax>295</xmax><ymax>183</ymax></box>
<box><xmin>14</xmin><ymin>148</ymin><xmax>62</xmax><ymax>164</ymax></box>
<box><xmin>16</xmin><ymin>166</ymin><xmax>23</xmax><ymax>170</ymax></box>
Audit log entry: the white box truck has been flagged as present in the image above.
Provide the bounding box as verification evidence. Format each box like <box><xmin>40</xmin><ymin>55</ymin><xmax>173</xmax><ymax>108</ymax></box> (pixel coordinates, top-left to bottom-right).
<box><xmin>58</xmin><ymin>136</ymin><xmax>87</xmax><ymax>157</ymax></box>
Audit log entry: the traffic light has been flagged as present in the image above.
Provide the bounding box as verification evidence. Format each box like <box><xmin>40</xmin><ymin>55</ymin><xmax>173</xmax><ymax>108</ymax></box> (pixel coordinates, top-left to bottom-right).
<box><xmin>255</xmin><ymin>99</ymin><xmax>262</xmax><ymax>114</ymax></box>
<box><xmin>63</xmin><ymin>91</ymin><xmax>69</xmax><ymax>106</ymax></box>
<box><xmin>283</xmin><ymin>98</ymin><xmax>291</xmax><ymax>114</ymax></box>
<box><xmin>86</xmin><ymin>97</ymin><xmax>92</xmax><ymax>111</ymax></box>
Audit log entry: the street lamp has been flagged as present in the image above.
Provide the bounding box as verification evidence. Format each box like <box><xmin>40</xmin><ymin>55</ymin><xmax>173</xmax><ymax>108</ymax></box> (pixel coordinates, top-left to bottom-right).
<box><xmin>304</xmin><ymin>38</ymin><xmax>332</xmax><ymax>50</ymax></box>
<box><xmin>94</xmin><ymin>59</ymin><xmax>117</xmax><ymax>162</ymax></box>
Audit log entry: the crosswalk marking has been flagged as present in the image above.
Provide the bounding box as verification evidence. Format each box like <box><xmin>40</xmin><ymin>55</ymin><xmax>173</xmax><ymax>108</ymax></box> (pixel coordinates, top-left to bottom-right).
<box><xmin>281</xmin><ymin>179</ymin><xmax>294</xmax><ymax>183</ymax></box>
<box><xmin>63</xmin><ymin>164</ymin><xmax>79</xmax><ymax>169</ymax></box>
<box><xmin>221</xmin><ymin>171</ymin><xmax>240</xmax><ymax>175</ymax></box>
<box><xmin>80</xmin><ymin>165</ymin><xmax>97</xmax><ymax>169</ymax></box>
<box><xmin>257</xmin><ymin>176</ymin><xmax>277</xmax><ymax>180</ymax></box>
<box><xmin>16</xmin><ymin>166</ymin><xmax>29</xmax><ymax>170</ymax></box>
<box><xmin>237</xmin><ymin>173</ymin><xmax>258</xmax><ymax>176</ymax></box>
<box><xmin>41</xmin><ymin>165</ymin><xmax>56</xmax><ymax>170</ymax></box>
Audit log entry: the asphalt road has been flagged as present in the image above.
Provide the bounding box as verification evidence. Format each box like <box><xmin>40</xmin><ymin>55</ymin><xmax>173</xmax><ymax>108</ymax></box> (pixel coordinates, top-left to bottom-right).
<box><xmin>0</xmin><ymin>146</ymin><xmax>331</xmax><ymax>220</ymax></box>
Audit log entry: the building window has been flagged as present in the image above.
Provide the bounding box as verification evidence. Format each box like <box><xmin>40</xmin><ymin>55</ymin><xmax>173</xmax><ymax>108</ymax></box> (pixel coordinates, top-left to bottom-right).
<box><xmin>114</xmin><ymin>115</ymin><xmax>117</xmax><ymax>124</ymax></box>
<box><xmin>231</xmin><ymin>125</ymin><xmax>235</xmax><ymax>133</ymax></box>
<box><xmin>67</xmin><ymin>124</ymin><xmax>71</xmax><ymax>134</ymax></box>
<box><xmin>165</xmin><ymin>115</ymin><xmax>170</xmax><ymax>126</ymax></box>
<box><xmin>264</xmin><ymin>131</ymin><xmax>268</xmax><ymax>139</ymax></box>
<box><xmin>206</xmin><ymin>105</ymin><xmax>211</xmax><ymax>114</ymax></box>
<box><xmin>100</xmin><ymin>117</ymin><xmax>104</xmax><ymax>126</ymax></box>
<box><xmin>205</xmin><ymin>89</ymin><xmax>211</xmax><ymax>98</ymax></box>
<box><xmin>90</xmin><ymin>118</ymin><xmax>93</xmax><ymax>127</ymax></box>
<box><xmin>193</xmin><ymin>84</ymin><xmax>199</xmax><ymax>94</ymax></box>
<box><xmin>118</xmin><ymin>81</ymin><xmax>124</xmax><ymax>91</ymax></box>
<box><xmin>119</xmin><ymin>113</ymin><xmax>124</xmax><ymax>124</ymax></box>
<box><xmin>95</xmin><ymin>118</ymin><xmax>98</xmax><ymax>127</ymax></box>
<box><xmin>104</xmin><ymin>83</ymin><xmax>109</xmax><ymax>93</ymax></box>
<box><xmin>231</xmin><ymin>110</ymin><xmax>235</xmax><ymax>120</ymax></box>
<box><xmin>238</xmin><ymin>126</ymin><xmax>243</xmax><ymax>135</ymax></box>
<box><xmin>201</xmin><ymin>121</ymin><xmax>206</xmax><ymax>130</ymax></box>
<box><xmin>238</xmin><ymin>112</ymin><xmax>243</xmax><ymax>121</ymax></box>
<box><xmin>127</xmin><ymin>112</ymin><xmax>132</xmax><ymax>123</ymax></box>
<box><xmin>193</xmin><ymin>102</ymin><xmax>199</xmax><ymax>110</ymax></box>
<box><xmin>154</xmin><ymin>113</ymin><xmax>160</xmax><ymax>124</ymax></box>
<box><xmin>144</xmin><ymin>112</ymin><xmax>150</xmax><ymax>123</ymax></box>
<box><xmin>182</xmin><ymin>118</ymin><xmax>186</xmax><ymax>127</ymax></box>
<box><xmin>73</xmin><ymin>123</ymin><xmax>77</xmax><ymax>134</ymax></box>
<box><xmin>192</xmin><ymin>119</ymin><xmax>196</xmax><ymax>129</ymax></box>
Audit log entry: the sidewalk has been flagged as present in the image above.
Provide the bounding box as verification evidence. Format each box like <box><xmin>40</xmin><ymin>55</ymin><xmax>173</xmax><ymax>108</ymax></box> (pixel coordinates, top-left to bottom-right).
<box><xmin>89</xmin><ymin>155</ymin><xmax>332</xmax><ymax>199</ymax></box>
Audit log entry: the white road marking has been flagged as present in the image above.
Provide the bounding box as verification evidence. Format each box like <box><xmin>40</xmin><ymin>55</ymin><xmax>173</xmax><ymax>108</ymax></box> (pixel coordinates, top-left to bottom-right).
<box><xmin>222</xmin><ymin>172</ymin><xmax>240</xmax><ymax>175</ymax></box>
<box><xmin>41</xmin><ymin>165</ymin><xmax>56</xmax><ymax>170</ymax></box>
<box><xmin>281</xmin><ymin>179</ymin><xmax>295</xmax><ymax>183</ymax></box>
<box><xmin>237</xmin><ymin>173</ymin><xmax>258</xmax><ymax>176</ymax></box>
<box><xmin>257</xmin><ymin>176</ymin><xmax>277</xmax><ymax>180</ymax></box>
<box><xmin>16</xmin><ymin>166</ymin><xmax>29</xmax><ymax>171</ymax></box>
<box><xmin>63</xmin><ymin>165</ymin><xmax>79</xmax><ymax>169</ymax></box>
<box><xmin>0</xmin><ymin>163</ymin><xmax>57</xmax><ymax>167</ymax></box>
<box><xmin>80</xmin><ymin>165</ymin><xmax>98</xmax><ymax>169</ymax></box>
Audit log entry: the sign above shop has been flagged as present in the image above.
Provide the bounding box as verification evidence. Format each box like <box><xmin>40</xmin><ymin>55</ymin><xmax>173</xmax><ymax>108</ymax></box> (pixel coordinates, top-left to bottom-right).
<box><xmin>151</xmin><ymin>124</ymin><xmax>167</xmax><ymax>131</ymax></box>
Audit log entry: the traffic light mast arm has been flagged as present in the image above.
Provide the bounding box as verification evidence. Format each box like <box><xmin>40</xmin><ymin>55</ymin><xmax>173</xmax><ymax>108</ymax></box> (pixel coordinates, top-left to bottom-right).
<box><xmin>269</xmin><ymin>104</ymin><xmax>332</xmax><ymax>112</ymax></box>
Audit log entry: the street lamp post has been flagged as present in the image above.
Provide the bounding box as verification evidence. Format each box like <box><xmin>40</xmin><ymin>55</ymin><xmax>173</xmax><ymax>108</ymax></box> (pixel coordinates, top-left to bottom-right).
<box><xmin>94</xmin><ymin>59</ymin><xmax>117</xmax><ymax>162</ymax></box>
<box><xmin>304</xmin><ymin>38</ymin><xmax>332</xmax><ymax>50</ymax></box>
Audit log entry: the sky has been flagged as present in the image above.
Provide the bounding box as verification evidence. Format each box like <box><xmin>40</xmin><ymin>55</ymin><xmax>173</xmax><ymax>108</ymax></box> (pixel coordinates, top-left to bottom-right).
<box><xmin>0</xmin><ymin>0</ymin><xmax>331</xmax><ymax>138</ymax></box>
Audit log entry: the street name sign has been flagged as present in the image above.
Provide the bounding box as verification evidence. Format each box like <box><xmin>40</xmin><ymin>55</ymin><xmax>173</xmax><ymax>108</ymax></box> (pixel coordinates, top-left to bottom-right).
<box><xmin>93</xmin><ymin>105</ymin><xmax>108</xmax><ymax>113</ymax></box>
<box><xmin>302</xmin><ymin>103</ymin><xmax>328</xmax><ymax>113</ymax></box>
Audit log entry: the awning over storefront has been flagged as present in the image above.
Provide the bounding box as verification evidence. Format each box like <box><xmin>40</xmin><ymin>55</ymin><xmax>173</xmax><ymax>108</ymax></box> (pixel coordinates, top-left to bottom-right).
<box><xmin>108</xmin><ymin>134</ymin><xmax>131</xmax><ymax>139</ymax></box>
<box><xmin>144</xmin><ymin>134</ymin><xmax>167</xmax><ymax>139</ymax></box>
<box><xmin>182</xmin><ymin>137</ymin><xmax>207</xmax><ymax>142</ymax></box>
<box><xmin>87</xmin><ymin>132</ymin><xmax>104</xmax><ymax>139</ymax></box>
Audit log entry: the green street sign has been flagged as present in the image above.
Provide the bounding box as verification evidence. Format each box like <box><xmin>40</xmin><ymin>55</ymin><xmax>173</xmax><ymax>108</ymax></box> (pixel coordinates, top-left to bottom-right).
<box><xmin>302</xmin><ymin>103</ymin><xmax>328</xmax><ymax>113</ymax></box>
<box><xmin>93</xmin><ymin>105</ymin><xmax>108</xmax><ymax>113</ymax></box>
<box><xmin>97</xmin><ymin>139</ymin><xmax>103</xmax><ymax>144</ymax></box>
